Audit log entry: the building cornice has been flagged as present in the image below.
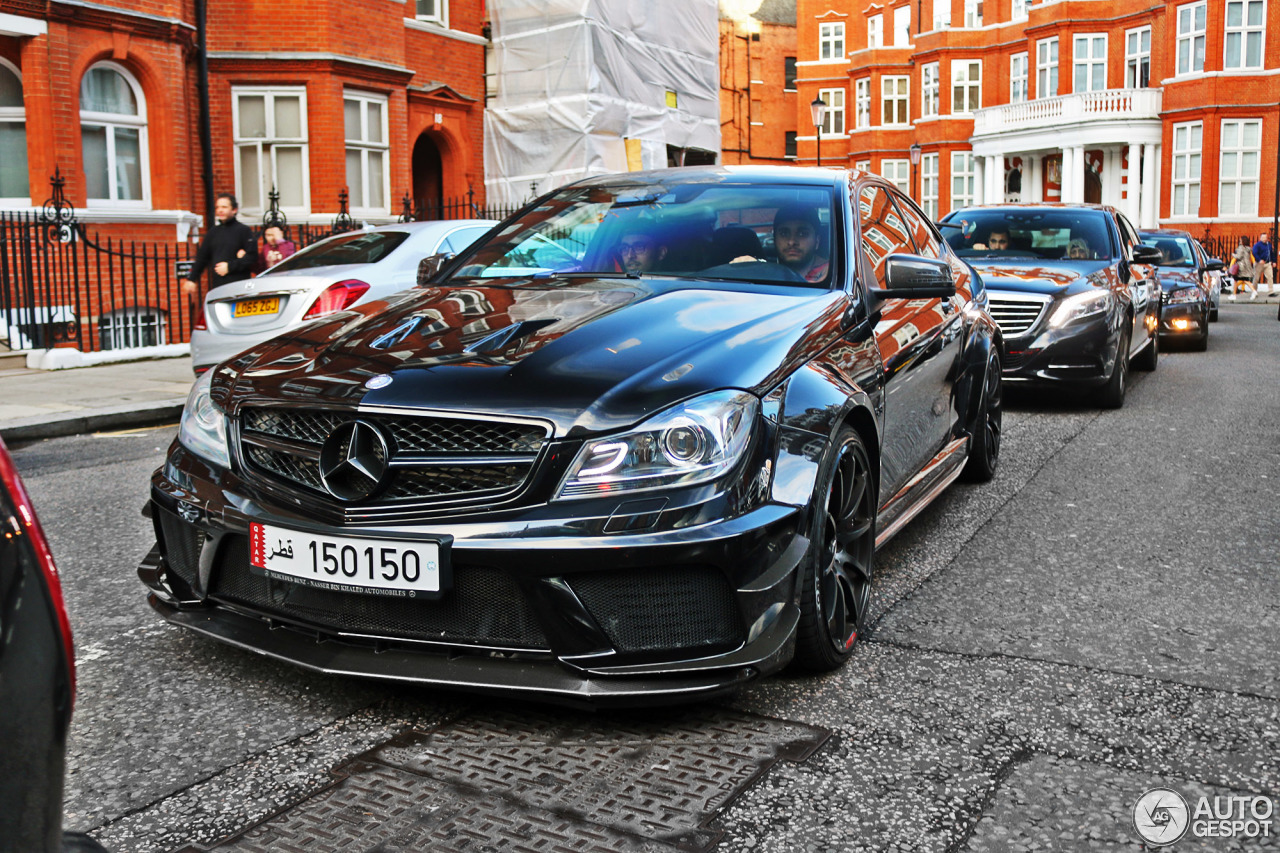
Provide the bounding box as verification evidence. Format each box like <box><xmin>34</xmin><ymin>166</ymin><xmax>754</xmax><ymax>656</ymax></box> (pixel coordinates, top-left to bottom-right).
<box><xmin>208</xmin><ymin>52</ymin><xmax>413</xmax><ymax>80</ymax></box>
<box><xmin>404</xmin><ymin>18</ymin><xmax>489</xmax><ymax>45</ymax></box>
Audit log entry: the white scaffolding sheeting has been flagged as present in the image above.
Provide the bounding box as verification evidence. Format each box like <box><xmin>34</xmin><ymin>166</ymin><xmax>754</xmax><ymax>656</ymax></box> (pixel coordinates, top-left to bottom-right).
<box><xmin>484</xmin><ymin>0</ymin><xmax>721</xmax><ymax>206</ymax></box>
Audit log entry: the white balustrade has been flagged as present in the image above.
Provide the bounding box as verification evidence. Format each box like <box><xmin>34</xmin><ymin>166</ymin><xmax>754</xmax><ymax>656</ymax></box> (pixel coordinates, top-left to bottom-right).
<box><xmin>972</xmin><ymin>88</ymin><xmax>1162</xmax><ymax>135</ymax></box>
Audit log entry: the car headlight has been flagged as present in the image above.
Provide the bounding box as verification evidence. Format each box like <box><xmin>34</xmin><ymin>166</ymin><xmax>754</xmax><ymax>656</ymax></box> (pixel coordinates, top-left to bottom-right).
<box><xmin>1048</xmin><ymin>290</ymin><xmax>1112</xmax><ymax>328</ymax></box>
<box><xmin>555</xmin><ymin>390</ymin><xmax>759</xmax><ymax>500</ymax></box>
<box><xmin>1168</xmin><ymin>287</ymin><xmax>1201</xmax><ymax>304</ymax></box>
<box><xmin>178</xmin><ymin>370</ymin><xmax>230</xmax><ymax>469</ymax></box>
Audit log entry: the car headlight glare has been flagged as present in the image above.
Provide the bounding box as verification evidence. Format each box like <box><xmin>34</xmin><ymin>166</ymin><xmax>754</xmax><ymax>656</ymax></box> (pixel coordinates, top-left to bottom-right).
<box><xmin>1168</xmin><ymin>287</ymin><xmax>1201</xmax><ymax>304</ymax></box>
<box><xmin>178</xmin><ymin>370</ymin><xmax>230</xmax><ymax>469</ymax></box>
<box><xmin>556</xmin><ymin>390</ymin><xmax>759</xmax><ymax>500</ymax></box>
<box><xmin>1048</xmin><ymin>290</ymin><xmax>1112</xmax><ymax>328</ymax></box>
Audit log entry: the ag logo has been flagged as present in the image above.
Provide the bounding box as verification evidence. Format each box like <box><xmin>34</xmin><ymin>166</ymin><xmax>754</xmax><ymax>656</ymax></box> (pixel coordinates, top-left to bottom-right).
<box><xmin>1134</xmin><ymin>787</ymin><xmax>1190</xmax><ymax>846</ymax></box>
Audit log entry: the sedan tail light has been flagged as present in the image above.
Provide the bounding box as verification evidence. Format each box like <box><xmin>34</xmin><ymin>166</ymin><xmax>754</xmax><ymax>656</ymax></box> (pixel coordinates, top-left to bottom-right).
<box><xmin>0</xmin><ymin>439</ymin><xmax>76</xmax><ymax>703</ymax></box>
<box><xmin>194</xmin><ymin>304</ymin><xmax>207</xmax><ymax>331</ymax></box>
<box><xmin>302</xmin><ymin>279</ymin><xmax>371</xmax><ymax>320</ymax></box>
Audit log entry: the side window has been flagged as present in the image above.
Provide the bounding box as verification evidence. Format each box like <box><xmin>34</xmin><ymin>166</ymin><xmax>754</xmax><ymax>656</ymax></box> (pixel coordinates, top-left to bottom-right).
<box><xmin>441</xmin><ymin>226</ymin><xmax>491</xmax><ymax>254</ymax></box>
<box><xmin>1116</xmin><ymin>214</ymin><xmax>1140</xmax><ymax>257</ymax></box>
<box><xmin>890</xmin><ymin>192</ymin><xmax>941</xmax><ymax>259</ymax></box>
<box><xmin>856</xmin><ymin>184</ymin><xmax>915</xmax><ymax>285</ymax></box>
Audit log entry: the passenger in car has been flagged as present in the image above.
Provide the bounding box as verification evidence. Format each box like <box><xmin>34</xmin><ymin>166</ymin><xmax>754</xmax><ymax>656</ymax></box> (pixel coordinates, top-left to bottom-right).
<box><xmin>772</xmin><ymin>205</ymin><xmax>829</xmax><ymax>281</ymax></box>
<box><xmin>1067</xmin><ymin>238</ymin><xmax>1092</xmax><ymax>260</ymax></box>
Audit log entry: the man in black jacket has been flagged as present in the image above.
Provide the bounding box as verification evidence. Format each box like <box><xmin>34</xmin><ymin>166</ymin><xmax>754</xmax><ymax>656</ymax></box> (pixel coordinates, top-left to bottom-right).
<box><xmin>181</xmin><ymin>194</ymin><xmax>257</xmax><ymax>298</ymax></box>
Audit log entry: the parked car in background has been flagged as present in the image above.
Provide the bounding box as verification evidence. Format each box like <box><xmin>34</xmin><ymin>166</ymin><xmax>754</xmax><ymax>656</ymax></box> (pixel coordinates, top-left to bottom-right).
<box><xmin>190</xmin><ymin>219</ymin><xmax>499</xmax><ymax>374</ymax></box>
<box><xmin>1139</xmin><ymin>228</ymin><xmax>1225</xmax><ymax>350</ymax></box>
<box><xmin>0</xmin><ymin>439</ymin><xmax>106</xmax><ymax>853</ymax></box>
<box><xmin>941</xmin><ymin>204</ymin><xmax>1161</xmax><ymax>409</ymax></box>
<box><xmin>140</xmin><ymin>166</ymin><xmax>1003</xmax><ymax>706</ymax></box>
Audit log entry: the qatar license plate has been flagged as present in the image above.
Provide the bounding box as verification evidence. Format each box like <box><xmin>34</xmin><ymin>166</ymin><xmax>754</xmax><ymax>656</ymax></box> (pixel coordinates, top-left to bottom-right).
<box><xmin>249</xmin><ymin>522</ymin><xmax>442</xmax><ymax>597</ymax></box>
<box><xmin>233</xmin><ymin>297</ymin><xmax>280</xmax><ymax>317</ymax></box>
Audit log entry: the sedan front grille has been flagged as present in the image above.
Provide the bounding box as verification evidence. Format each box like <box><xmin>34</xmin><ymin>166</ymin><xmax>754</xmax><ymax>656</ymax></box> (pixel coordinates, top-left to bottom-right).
<box><xmin>988</xmin><ymin>294</ymin><xmax>1051</xmax><ymax>337</ymax></box>
<box><xmin>239</xmin><ymin>408</ymin><xmax>550</xmax><ymax>510</ymax></box>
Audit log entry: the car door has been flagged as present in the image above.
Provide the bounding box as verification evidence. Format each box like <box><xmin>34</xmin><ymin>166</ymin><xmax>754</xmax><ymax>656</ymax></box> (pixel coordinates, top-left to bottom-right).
<box><xmin>1116</xmin><ymin>213</ymin><xmax>1156</xmax><ymax>354</ymax></box>
<box><xmin>856</xmin><ymin>182</ymin><xmax>957</xmax><ymax>506</ymax></box>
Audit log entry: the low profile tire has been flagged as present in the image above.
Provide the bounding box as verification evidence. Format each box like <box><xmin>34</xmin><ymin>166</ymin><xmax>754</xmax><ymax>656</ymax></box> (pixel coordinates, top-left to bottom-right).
<box><xmin>1191</xmin><ymin>327</ymin><xmax>1209</xmax><ymax>351</ymax></box>
<box><xmin>793</xmin><ymin>426</ymin><xmax>876</xmax><ymax>672</ymax></box>
<box><xmin>1209</xmin><ymin>306</ymin><xmax>1219</xmax><ymax>322</ymax></box>
<box><xmin>961</xmin><ymin>350</ymin><xmax>1002</xmax><ymax>483</ymax></box>
<box><xmin>1097</xmin><ymin>325</ymin><xmax>1131</xmax><ymax>409</ymax></box>
<box><xmin>1133</xmin><ymin>326</ymin><xmax>1158</xmax><ymax>371</ymax></box>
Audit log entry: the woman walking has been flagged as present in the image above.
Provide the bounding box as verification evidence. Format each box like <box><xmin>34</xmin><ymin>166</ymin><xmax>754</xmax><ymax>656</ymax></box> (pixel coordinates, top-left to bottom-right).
<box><xmin>1229</xmin><ymin>236</ymin><xmax>1257</xmax><ymax>300</ymax></box>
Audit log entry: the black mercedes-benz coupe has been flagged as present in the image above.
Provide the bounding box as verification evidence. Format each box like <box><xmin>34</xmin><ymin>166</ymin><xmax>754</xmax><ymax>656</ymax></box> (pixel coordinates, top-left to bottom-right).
<box><xmin>139</xmin><ymin>167</ymin><xmax>1002</xmax><ymax>706</ymax></box>
<box><xmin>941</xmin><ymin>204</ymin><xmax>1162</xmax><ymax>408</ymax></box>
<box><xmin>1140</xmin><ymin>228</ymin><xmax>1224</xmax><ymax>350</ymax></box>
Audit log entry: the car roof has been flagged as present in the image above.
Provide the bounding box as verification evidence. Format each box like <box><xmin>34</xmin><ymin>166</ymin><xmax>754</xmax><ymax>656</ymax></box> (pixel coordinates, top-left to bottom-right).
<box><xmin>569</xmin><ymin>164</ymin><xmax>854</xmax><ymax>189</ymax></box>
<box><xmin>948</xmin><ymin>202</ymin><xmax>1120</xmax><ymax>215</ymax></box>
<box><xmin>1138</xmin><ymin>228</ymin><xmax>1195</xmax><ymax>238</ymax></box>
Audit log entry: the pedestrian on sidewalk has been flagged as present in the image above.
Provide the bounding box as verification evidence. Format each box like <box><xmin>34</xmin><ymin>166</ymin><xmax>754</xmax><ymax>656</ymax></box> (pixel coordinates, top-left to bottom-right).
<box><xmin>1229</xmin><ymin>236</ymin><xmax>1257</xmax><ymax>301</ymax></box>
<box><xmin>1252</xmin><ymin>232</ymin><xmax>1275</xmax><ymax>297</ymax></box>
<box><xmin>256</xmin><ymin>224</ymin><xmax>296</xmax><ymax>273</ymax></box>
<box><xmin>180</xmin><ymin>194</ymin><xmax>257</xmax><ymax>299</ymax></box>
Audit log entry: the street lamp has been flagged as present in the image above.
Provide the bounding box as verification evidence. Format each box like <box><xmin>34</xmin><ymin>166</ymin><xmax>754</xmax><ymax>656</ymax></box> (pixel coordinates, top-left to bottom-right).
<box><xmin>810</xmin><ymin>96</ymin><xmax>827</xmax><ymax>167</ymax></box>
<box><xmin>909</xmin><ymin>142</ymin><xmax>922</xmax><ymax>202</ymax></box>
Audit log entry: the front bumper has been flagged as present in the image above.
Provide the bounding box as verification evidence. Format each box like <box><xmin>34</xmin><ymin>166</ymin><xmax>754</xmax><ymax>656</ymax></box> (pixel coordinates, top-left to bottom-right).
<box><xmin>1159</xmin><ymin>302</ymin><xmax>1207</xmax><ymax>336</ymax></box>
<box><xmin>139</xmin><ymin>452</ymin><xmax>809</xmax><ymax>708</ymax></box>
<box><xmin>999</xmin><ymin>313</ymin><xmax>1119</xmax><ymax>387</ymax></box>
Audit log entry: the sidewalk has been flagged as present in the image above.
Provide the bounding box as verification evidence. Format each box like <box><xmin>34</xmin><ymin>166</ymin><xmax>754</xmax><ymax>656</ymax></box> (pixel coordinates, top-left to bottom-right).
<box><xmin>0</xmin><ymin>355</ymin><xmax>196</xmax><ymax>443</ymax></box>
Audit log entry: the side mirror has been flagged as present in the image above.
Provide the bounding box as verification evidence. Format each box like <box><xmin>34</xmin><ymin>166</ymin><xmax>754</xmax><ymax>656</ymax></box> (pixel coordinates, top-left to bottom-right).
<box><xmin>417</xmin><ymin>252</ymin><xmax>455</xmax><ymax>286</ymax></box>
<box><xmin>1131</xmin><ymin>244</ymin><xmax>1163</xmax><ymax>264</ymax></box>
<box><xmin>870</xmin><ymin>254</ymin><xmax>957</xmax><ymax>300</ymax></box>
<box><xmin>1204</xmin><ymin>258</ymin><xmax>1225</xmax><ymax>272</ymax></box>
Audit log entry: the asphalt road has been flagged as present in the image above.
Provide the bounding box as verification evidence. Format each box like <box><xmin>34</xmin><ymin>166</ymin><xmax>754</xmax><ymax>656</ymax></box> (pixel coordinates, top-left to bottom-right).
<box><xmin>10</xmin><ymin>303</ymin><xmax>1278</xmax><ymax>852</ymax></box>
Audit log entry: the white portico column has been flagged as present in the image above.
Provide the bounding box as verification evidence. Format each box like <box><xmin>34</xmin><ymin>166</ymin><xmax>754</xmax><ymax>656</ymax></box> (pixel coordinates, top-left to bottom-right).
<box><xmin>1064</xmin><ymin>145</ymin><xmax>1083</xmax><ymax>203</ymax></box>
<box><xmin>993</xmin><ymin>155</ymin><xmax>1006</xmax><ymax>201</ymax></box>
<box><xmin>1140</xmin><ymin>142</ymin><xmax>1159</xmax><ymax>227</ymax></box>
<box><xmin>1104</xmin><ymin>148</ymin><xmax>1122</xmax><ymax>208</ymax></box>
<box><xmin>975</xmin><ymin>156</ymin><xmax>986</xmax><ymax>204</ymax></box>
<box><xmin>1126</xmin><ymin>144</ymin><xmax>1143</xmax><ymax>223</ymax></box>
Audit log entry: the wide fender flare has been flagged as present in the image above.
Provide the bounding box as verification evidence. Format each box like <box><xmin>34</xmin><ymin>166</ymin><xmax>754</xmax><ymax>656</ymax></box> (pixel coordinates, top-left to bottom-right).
<box><xmin>771</xmin><ymin>361</ymin><xmax>881</xmax><ymax>511</ymax></box>
<box><xmin>956</xmin><ymin>313</ymin><xmax>1001</xmax><ymax>438</ymax></box>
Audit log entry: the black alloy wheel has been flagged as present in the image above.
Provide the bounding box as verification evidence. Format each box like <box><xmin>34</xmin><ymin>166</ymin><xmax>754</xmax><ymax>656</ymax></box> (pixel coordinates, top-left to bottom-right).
<box><xmin>1097</xmin><ymin>324</ymin><xmax>1131</xmax><ymax>409</ymax></box>
<box><xmin>794</xmin><ymin>426</ymin><xmax>876</xmax><ymax>672</ymax></box>
<box><xmin>1191</xmin><ymin>308</ymin><xmax>1209</xmax><ymax>351</ymax></box>
<box><xmin>962</xmin><ymin>351</ymin><xmax>1002</xmax><ymax>482</ymax></box>
<box><xmin>1133</xmin><ymin>322</ymin><xmax>1159</xmax><ymax>371</ymax></box>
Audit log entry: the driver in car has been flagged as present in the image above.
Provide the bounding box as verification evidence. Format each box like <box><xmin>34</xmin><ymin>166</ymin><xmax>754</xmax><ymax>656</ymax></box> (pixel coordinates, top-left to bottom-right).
<box><xmin>617</xmin><ymin>226</ymin><xmax>668</xmax><ymax>274</ymax></box>
<box><xmin>772</xmin><ymin>205</ymin><xmax>829</xmax><ymax>281</ymax></box>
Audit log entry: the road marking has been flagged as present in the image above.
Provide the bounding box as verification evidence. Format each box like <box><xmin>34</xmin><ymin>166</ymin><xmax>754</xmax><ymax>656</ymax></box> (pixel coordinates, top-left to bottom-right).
<box><xmin>76</xmin><ymin>622</ymin><xmax>173</xmax><ymax>665</ymax></box>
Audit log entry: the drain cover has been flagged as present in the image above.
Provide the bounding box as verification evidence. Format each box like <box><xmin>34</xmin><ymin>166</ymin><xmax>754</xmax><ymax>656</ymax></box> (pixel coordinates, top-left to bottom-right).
<box><xmin>176</xmin><ymin>706</ymin><xmax>830</xmax><ymax>852</ymax></box>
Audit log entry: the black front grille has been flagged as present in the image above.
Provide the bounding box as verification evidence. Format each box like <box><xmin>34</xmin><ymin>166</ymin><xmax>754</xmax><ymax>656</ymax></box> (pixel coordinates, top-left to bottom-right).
<box><xmin>207</xmin><ymin>534</ymin><xmax>549</xmax><ymax>649</ymax></box>
<box><xmin>238</xmin><ymin>408</ymin><xmax>549</xmax><ymax>509</ymax></box>
<box><xmin>988</xmin><ymin>296</ymin><xmax>1049</xmax><ymax>337</ymax></box>
<box><xmin>158</xmin><ymin>507</ymin><xmax>203</xmax><ymax>588</ymax></box>
<box><xmin>569</xmin><ymin>566</ymin><xmax>743</xmax><ymax>654</ymax></box>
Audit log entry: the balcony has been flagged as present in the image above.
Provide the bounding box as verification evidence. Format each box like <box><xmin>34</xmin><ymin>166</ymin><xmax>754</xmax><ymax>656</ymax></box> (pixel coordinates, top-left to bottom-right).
<box><xmin>972</xmin><ymin>88</ymin><xmax>1162</xmax><ymax>137</ymax></box>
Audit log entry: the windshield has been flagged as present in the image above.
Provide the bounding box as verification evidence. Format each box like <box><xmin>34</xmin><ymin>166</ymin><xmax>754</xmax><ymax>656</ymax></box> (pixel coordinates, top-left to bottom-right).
<box><xmin>1140</xmin><ymin>235</ymin><xmax>1197</xmax><ymax>267</ymax></box>
<box><xmin>944</xmin><ymin>209</ymin><xmax>1114</xmax><ymax>262</ymax></box>
<box><xmin>452</xmin><ymin>181</ymin><xmax>837</xmax><ymax>286</ymax></box>
<box><xmin>268</xmin><ymin>230</ymin><xmax>411</xmax><ymax>273</ymax></box>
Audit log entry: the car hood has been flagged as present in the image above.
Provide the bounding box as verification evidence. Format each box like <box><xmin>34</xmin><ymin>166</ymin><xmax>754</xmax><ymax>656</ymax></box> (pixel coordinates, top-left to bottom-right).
<box><xmin>210</xmin><ymin>277</ymin><xmax>846</xmax><ymax>437</ymax></box>
<box><xmin>1152</xmin><ymin>267</ymin><xmax>1200</xmax><ymax>290</ymax></box>
<box><xmin>965</xmin><ymin>260</ymin><xmax>1112</xmax><ymax>296</ymax></box>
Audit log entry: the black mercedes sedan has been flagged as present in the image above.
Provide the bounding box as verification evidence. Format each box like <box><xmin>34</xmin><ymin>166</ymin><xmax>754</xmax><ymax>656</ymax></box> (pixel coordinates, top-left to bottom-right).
<box><xmin>941</xmin><ymin>204</ymin><xmax>1162</xmax><ymax>408</ymax></box>
<box><xmin>1140</xmin><ymin>228</ymin><xmax>1224</xmax><ymax>350</ymax></box>
<box><xmin>138</xmin><ymin>167</ymin><xmax>1002</xmax><ymax>706</ymax></box>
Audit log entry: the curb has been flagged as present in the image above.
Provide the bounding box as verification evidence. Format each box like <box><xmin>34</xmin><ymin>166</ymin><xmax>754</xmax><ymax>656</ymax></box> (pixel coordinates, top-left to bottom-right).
<box><xmin>0</xmin><ymin>400</ymin><xmax>186</xmax><ymax>443</ymax></box>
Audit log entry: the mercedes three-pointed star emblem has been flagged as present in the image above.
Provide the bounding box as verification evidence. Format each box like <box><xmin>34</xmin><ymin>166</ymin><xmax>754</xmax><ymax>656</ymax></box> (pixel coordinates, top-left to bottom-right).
<box><xmin>318</xmin><ymin>420</ymin><xmax>389</xmax><ymax>501</ymax></box>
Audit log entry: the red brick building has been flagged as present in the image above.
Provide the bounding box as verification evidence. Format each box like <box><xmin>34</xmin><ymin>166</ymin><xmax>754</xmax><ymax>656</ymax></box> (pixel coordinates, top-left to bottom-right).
<box><xmin>0</xmin><ymin>0</ymin><xmax>489</xmax><ymax>241</ymax></box>
<box><xmin>791</xmin><ymin>0</ymin><xmax>1279</xmax><ymax>244</ymax></box>
<box><xmin>720</xmin><ymin>0</ymin><xmax>798</xmax><ymax>165</ymax></box>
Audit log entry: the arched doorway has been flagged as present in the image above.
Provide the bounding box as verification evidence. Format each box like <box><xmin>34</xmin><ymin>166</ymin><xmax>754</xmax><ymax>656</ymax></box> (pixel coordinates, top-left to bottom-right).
<box><xmin>412</xmin><ymin>134</ymin><xmax>444</xmax><ymax>219</ymax></box>
<box><xmin>1084</xmin><ymin>168</ymin><xmax>1102</xmax><ymax>204</ymax></box>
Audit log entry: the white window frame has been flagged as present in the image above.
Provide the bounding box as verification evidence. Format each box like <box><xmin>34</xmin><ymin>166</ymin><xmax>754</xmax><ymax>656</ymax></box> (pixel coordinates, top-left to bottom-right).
<box><xmin>854</xmin><ymin>159</ymin><xmax>871</xmax><ymax>172</ymax></box>
<box><xmin>964</xmin><ymin>0</ymin><xmax>982</xmax><ymax>28</ymax></box>
<box><xmin>1170</xmin><ymin>121</ymin><xmax>1202</xmax><ymax>218</ymax></box>
<box><xmin>854</xmin><ymin>78</ymin><xmax>870</xmax><ymax>129</ymax></box>
<box><xmin>1218</xmin><ymin>118</ymin><xmax>1261</xmax><ymax>217</ymax></box>
<box><xmin>951</xmin><ymin>60</ymin><xmax>981</xmax><ymax>115</ymax></box>
<box><xmin>921</xmin><ymin>152</ymin><xmax>939</xmax><ymax>219</ymax></box>
<box><xmin>933</xmin><ymin>0</ymin><xmax>951</xmax><ymax>29</ymax></box>
<box><xmin>893</xmin><ymin>6</ymin><xmax>911</xmax><ymax>46</ymax></box>
<box><xmin>0</xmin><ymin>57</ymin><xmax>29</xmax><ymax>205</ymax></box>
<box><xmin>922</xmin><ymin>62</ymin><xmax>940</xmax><ymax>116</ymax></box>
<box><xmin>1125</xmin><ymin>27</ymin><xmax>1151</xmax><ymax>88</ymax></box>
<box><xmin>80</xmin><ymin>61</ymin><xmax>150</xmax><ymax>208</ymax></box>
<box><xmin>951</xmin><ymin>151</ymin><xmax>976</xmax><ymax>208</ymax></box>
<box><xmin>882</xmin><ymin>76</ymin><xmax>909</xmax><ymax>126</ymax></box>
<box><xmin>819</xmin><ymin>87</ymin><xmax>846</xmax><ymax>134</ymax></box>
<box><xmin>1010</xmin><ymin>52</ymin><xmax>1028</xmax><ymax>103</ymax></box>
<box><xmin>415</xmin><ymin>0</ymin><xmax>449</xmax><ymax>28</ymax></box>
<box><xmin>819</xmin><ymin>22</ymin><xmax>846</xmax><ymax>60</ymax></box>
<box><xmin>868</xmin><ymin>14</ymin><xmax>884</xmax><ymax>49</ymax></box>
<box><xmin>1037</xmin><ymin>37</ymin><xmax>1059</xmax><ymax>99</ymax></box>
<box><xmin>1176</xmin><ymin>2</ymin><xmax>1207</xmax><ymax>76</ymax></box>
<box><xmin>1073</xmin><ymin>34</ymin><xmax>1107</xmax><ymax>93</ymax></box>
<box><xmin>232</xmin><ymin>86</ymin><xmax>310</xmax><ymax>218</ymax></box>
<box><xmin>881</xmin><ymin>159</ymin><xmax>910</xmax><ymax>194</ymax></box>
<box><xmin>344</xmin><ymin>89</ymin><xmax>390</xmax><ymax>215</ymax></box>
<box><xmin>1011</xmin><ymin>0</ymin><xmax>1029</xmax><ymax>21</ymax></box>
<box><xmin>1224</xmin><ymin>0</ymin><xmax>1265</xmax><ymax>70</ymax></box>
